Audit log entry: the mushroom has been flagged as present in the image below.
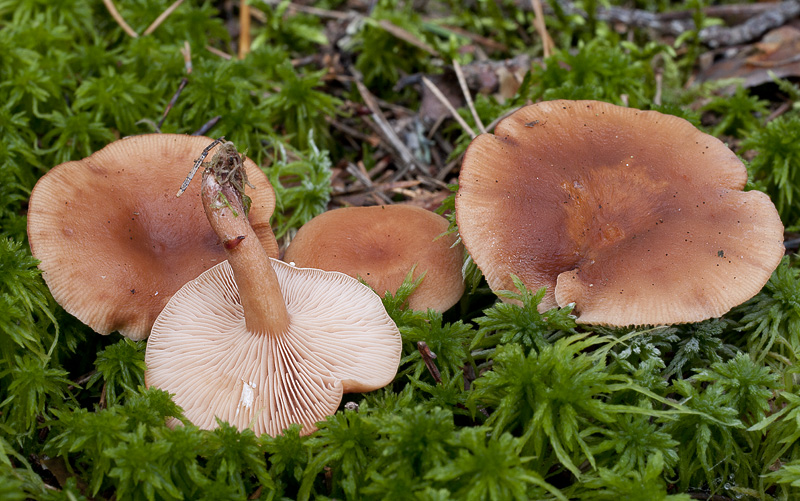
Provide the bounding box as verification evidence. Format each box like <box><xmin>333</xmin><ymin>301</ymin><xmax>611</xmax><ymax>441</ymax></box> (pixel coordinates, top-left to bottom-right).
<box><xmin>27</xmin><ymin>134</ymin><xmax>279</xmax><ymax>340</ymax></box>
<box><xmin>283</xmin><ymin>205</ymin><xmax>465</xmax><ymax>312</ymax></box>
<box><xmin>456</xmin><ymin>100</ymin><xmax>784</xmax><ymax>326</ymax></box>
<box><xmin>144</xmin><ymin>142</ymin><xmax>401</xmax><ymax>436</ymax></box>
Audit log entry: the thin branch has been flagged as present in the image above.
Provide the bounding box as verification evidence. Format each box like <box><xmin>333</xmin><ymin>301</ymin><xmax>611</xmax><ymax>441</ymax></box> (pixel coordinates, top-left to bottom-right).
<box><xmin>451</xmin><ymin>54</ymin><xmax>534</xmax><ymax>96</ymax></box>
<box><xmin>530</xmin><ymin>0</ymin><xmax>555</xmax><ymax>57</ymax></box>
<box><xmin>785</xmin><ymin>237</ymin><xmax>800</xmax><ymax>251</ymax></box>
<box><xmin>422</xmin><ymin>76</ymin><xmax>477</xmax><ymax>138</ymax></box>
<box><xmin>453</xmin><ymin>59</ymin><xmax>486</xmax><ymax>134</ymax></box>
<box><xmin>378</xmin><ymin>19</ymin><xmax>440</xmax><ymax>57</ymax></box>
<box><xmin>333</xmin><ymin>178</ymin><xmax>420</xmax><ymax>197</ymax></box>
<box><xmin>157</xmin><ymin>42</ymin><xmax>193</xmax><ymax>132</ymax></box>
<box><xmin>177</xmin><ymin>137</ymin><xmax>226</xmax><ymax>197</ymax></box>
<box><xmin>192</xmin><ymin>115</ymin><xmax>222</xmax><ymax>136</ymax></box>
<box><xmin>486</xmin><ymin>105</ymin><xmax>524</xmax><ymax>132</ymax></box>
<box><xmin>688</xmin><ymin>494</ymin><xmax>733</xmax><ymax>501</ymax></box>
<box><xmin>158</xmin><ymin>78</ymin><xmax>188</xmax><ymax>132</ymax></box>
<box><xmin>435</xmin><ymin>159</ymin><xmax>459</xmax><ymax>181</ymax></box>
<box><xmin>699</xmin><ymin>1</ymin><xmax>800</xmax><ymax>48</ymax></box>
<box><xmin>99</xmin><ymin>382</ymin><xmax>108</xmax><ymax>409</ymax></box>
<box><xmin>345</xmin><ymin>162</ymin><xmax>393</xmax><ymax>204</ymax></box>
<box><xmin>355</xmin><ymin>80</ymin><xmax>430</xmax><ymax>180</ymax></box>
<box><xmin>288</xmin><ymin>3</ymin><xmax>351</xmax><ymax>20</ymax></box>
<box><xmin>662</xmin><ymin>3</ymin><xmax>791</xmax><ymax>24</ymax></box>
<box><xmin>326</xmin><ymin>116</ymin><xmax>381</xmax><ymax>147</ymax></box>
<box><xmin>206</xmin><ymin>45</ymin><xmax>233</xmax><ymax>60</ymax></box>
<box><xmin>255</xmin><ymin>0</ymin><xmax>352</xmax><ymax>20</ymax></box>
<box><xmin>143</xmin><ymin>0</ymin><xmax>185</xmax><ymax>36</ymax></box>
<box><xmin>68</xmin><ymin>370</ymin><xmax>96</xmax><ymax>390</ymax></box>
<box><xmin>102</xmin><ymin>0</ymin><xmax>138</xmax><ymax>38</ymax></box>
<box><xmin>547</xmin><ymin>0</ymin><xmax>800</xmax><ymax>48</ymax></box>
<box><xmin>239</xmin><ymin>0</ymin><xmax>251</xmax><ymax>59</ymax></box>
<box><xmin>181</xmin><ymin>41</ymin><xmax>192</xmax><ymax>73</ymax></box>
<box><xmin>654</xmin><ymin>70</ymin><xmax>663</xmax><ymax>106</ymax></box>
<box><xmin>434</xmin><ymin>24</ymin><xmax>509</xmax><ymax>52</ymax></box>
<box><xmin>766</xmin><ymin>101</ymin><xmax>792</xmax><ymax>123</ymax></box>
<box><xmin>418</xmin><ymin>341</ymin><xmax>442</xmax><ymax>384</ymax></box>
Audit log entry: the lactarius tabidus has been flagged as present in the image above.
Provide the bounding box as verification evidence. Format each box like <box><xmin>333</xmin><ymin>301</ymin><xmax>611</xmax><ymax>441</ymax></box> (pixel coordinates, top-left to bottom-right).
<box><xmin>145</xmin><ymin>140</ymin><xmax>401</xmax><ymax>436</ymax></box>
<box><xmin>456</xmin><ymin>100</ymin><xmax>784</xmax><ymax>326</ymax></box>
<box><xmin>284</xmin><ymin>204</ymin><xmax>465</xmax><ymax>312</ymax></box>
<box><xmin>27</xmin><ymin>134</ymin><xmax>279</xmax><ymax>340</ymax></box>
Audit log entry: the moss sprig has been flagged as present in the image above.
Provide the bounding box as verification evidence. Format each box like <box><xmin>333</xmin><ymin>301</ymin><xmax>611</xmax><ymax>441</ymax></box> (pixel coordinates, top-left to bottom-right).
<box><xmin>741</xmin><ymin>117</ymin><xmax>800</xmax><ymax>227</ymax></box>
<box><xmin>734</xmin><ymin>256</ymin><xmax>800</xmax><ymax>372</ymax></box>
<box><xmin>471</xmin><ymin>277</ymin><xmax>577</xmax><ymax>353</ymax></box>
<box><xmin>469</xmin><ymin>335</ymin><xmax>627</xmax><ymax>478</ymax></box>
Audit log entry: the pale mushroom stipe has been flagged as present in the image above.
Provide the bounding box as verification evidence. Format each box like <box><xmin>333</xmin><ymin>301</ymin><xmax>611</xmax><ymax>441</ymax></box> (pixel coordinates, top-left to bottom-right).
<box><xmin>456</xmin><ymin>100</ymin><xmax>784</xmax><ymax>327</ymax></box>
<box><xmin>27</xmin><ymin>134</ymin><xmax>279</xmax><ymax>340</ymax></box>
<box><xmin>145</xmin><ymin>140</ymin><xmax>402</xmax><ymax>437</ymax></box>
<box><xmin>284</xmin><ymin>204</ymin><xmax>465</xmax><ymax>312</ymax></box>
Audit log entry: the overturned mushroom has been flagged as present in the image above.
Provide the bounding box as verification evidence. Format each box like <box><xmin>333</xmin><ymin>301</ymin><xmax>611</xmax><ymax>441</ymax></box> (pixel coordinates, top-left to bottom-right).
<box><xmin>27</xmin><ymin>134</ymin><xmax>279</xmax><ymax>340</ymax></box>
<box><xmin>456</xmin><ymin>100</ymin><xmax>784</xmax><ymax>326</ymax></box>
<box><xmin>145</xmin><ymin>142</ymin><xmax>401</xmax><ymax>436</ymax></box>
<box><xmin>284</xmin><ymin>205</ymin><xmax>465</xmax><ymax>312</ymax></box>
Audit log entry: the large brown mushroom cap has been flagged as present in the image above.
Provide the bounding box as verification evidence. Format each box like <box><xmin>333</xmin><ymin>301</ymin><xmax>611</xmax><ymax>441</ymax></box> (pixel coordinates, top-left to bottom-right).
<box><xmin>144</xmin><ymin>258</ymin><xmax>401</xmax><ymax>436</ymax></box>
<box><xmin>456</xmin><ymin>100</ymin><xmax>784</xmax><ymax>326</ymax></box>
<box><xmin>27</xmin><ymin>134</ymin><xmax>279</xmax><ymax>340</ymax></box>
<box><xmin>283</xmin><ymin>205</ymin><xmax>465</xmax><ymax>312</ymax></box>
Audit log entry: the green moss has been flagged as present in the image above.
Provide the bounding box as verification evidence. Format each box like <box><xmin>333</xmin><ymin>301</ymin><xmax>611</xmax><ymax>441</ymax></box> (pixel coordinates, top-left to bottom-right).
<box><xmin>742</xmin><ymin>117</ymin><xmax>800</xmax><ymax>228</ymax></box>
<box><xmin>2</xmin><ymin>0</ymin><xmax>799</xmax><ymax>499</ymax></box>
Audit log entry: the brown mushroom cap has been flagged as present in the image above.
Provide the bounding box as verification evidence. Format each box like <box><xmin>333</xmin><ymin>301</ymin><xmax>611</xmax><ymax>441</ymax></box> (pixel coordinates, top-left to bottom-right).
<box><xmin>456</xmin><ymin>100</ymin><xmax>784</xmax><ymax>326</ymax></box>
<box><xmin>283</xmin><ymin>205</ymin><xmax>465</xmax><ymax>312</ymax></box>
<box><xmin>144</xmin><ymin>258</ymin><xmax>401</xmax><ymax>436</ymax></box>
<box><xmin>27</xmin><ymin>134</ymin><xmax>279</xmax><ymax>340</ymax></box>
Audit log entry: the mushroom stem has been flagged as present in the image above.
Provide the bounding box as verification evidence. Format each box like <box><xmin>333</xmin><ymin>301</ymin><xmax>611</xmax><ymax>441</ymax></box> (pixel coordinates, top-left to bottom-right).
<box><xmin>201</xmin><ymin>161</ymin><xmax>289</xmax><ymax>335</ymax></box>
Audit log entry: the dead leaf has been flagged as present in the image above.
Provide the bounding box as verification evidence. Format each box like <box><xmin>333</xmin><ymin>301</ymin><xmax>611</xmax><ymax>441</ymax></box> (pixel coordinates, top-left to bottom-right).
<box><xmin>697</xmin><ymin>25</ymin><xmax>800</xmax><ymax>88</ymax></box>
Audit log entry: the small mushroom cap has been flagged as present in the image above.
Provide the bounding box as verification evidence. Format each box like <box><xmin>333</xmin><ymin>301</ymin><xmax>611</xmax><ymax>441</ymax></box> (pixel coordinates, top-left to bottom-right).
<box><xmin>144</xmin><ymin>258</ymin><xmax>401</xmax><ymax>437</ymax></box>
<box><xmin>27</xmin><ymin>134</ymin><xmax>279</xmax><ymax>340</ymax></box>
<box><xmin>456</xmin><ymin>100</ymin><xmax>784</xmax><ymax>326</ymax></box>
<box><xmin>283</xmin><ymin>205</ymin><xmax>465</xmax><ymax>312</ymax></box>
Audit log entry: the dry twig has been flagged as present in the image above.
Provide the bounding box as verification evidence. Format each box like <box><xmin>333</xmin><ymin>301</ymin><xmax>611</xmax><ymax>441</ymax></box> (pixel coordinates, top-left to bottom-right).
<box><xmin>143</xmin><ymin>0</ymin><xmax>185</xmax><ymax>36</ymax></box>
<box><xmin>435</xmin><ymin>24</ymin><xmax>509</xmax><ymax>52</ymax></box>
<box><xmin>377</xmin><ymin>19</ymin><xmax>440</xmax><ymax>57</ymax></box>
<box><xmin>486</xmin><ymin>105</ymin><xmax>524</xmax><ymax>132</ymax></box>
<box><xmin>255</xmin><ymin>0</ymin><xmax>352</xmax><ymax>20</ymax></box>
<box><xmin>453</xmin><ymin>60</ymin><xmax>486</xmax><ymax>134</ymax></box>
<box><xmin>345</xmin><ymin>162</ymin><xmax>393</xmax><ymax>204</ymax></box>
<box><xmin>700</xmin><ymin>1</ymin><xmax>800</xmax><ymax>47</ymax></box>
<box><xmin>192</xmin><ymin>116</ymin><xmax>222</xmax><ymax>136</ymax></box>
<box><xmin>530</xmin><ymin>0</ymin><xmax>555</xmax><ymax>57</ymax></box>
<box><xmin>422</xmin><ymin>76</ymin><xmax>477</xmax><ymax>138</ymax></box>
<box><xmin>239</xmin><ymin>0</ymin><xmax>251</xmax><ymax>59</ymax></box>
<box><xmin>157</xmin><ymin>42</ymin><xmax>193</xmax><ymax>131</ymax></box>
<box><xmin>102</xmin><ymin>0</ymin><xmax>138</xmax><ymax>38</ymax></box>
<box><xmin>544</xmin><ymin>0</ymin><xmax>800</xmax><ymax>48</ymax></box>
<box><xmin>355</xmin><ymin>80</ymin><xmax>431</xmax><ymax>180</ymax></box>
<box><xmin>418</xmin><ymin>341</ymin><xmax>442</xmax><ymax>384</ymax></box>
<box><xmin>206</xmin><ymin>45</ymin><xmax>233</xmax><ymax>60</ymax></box>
